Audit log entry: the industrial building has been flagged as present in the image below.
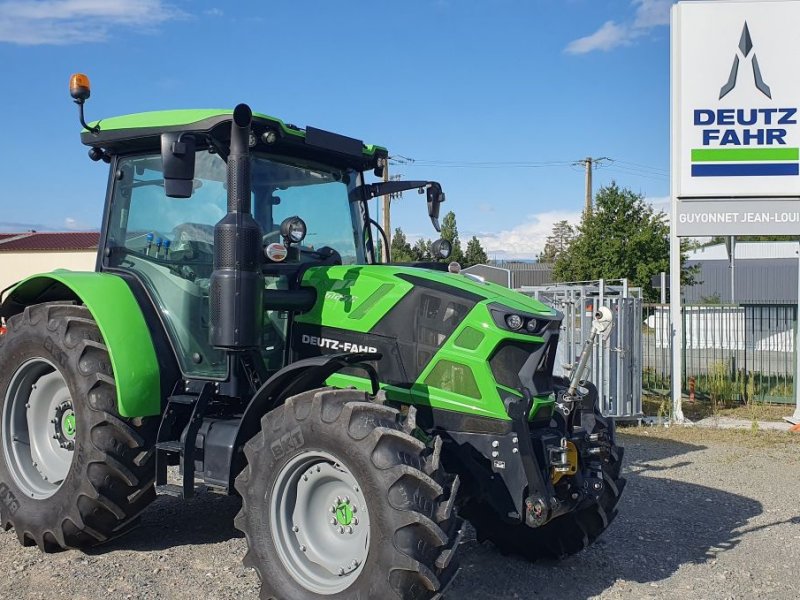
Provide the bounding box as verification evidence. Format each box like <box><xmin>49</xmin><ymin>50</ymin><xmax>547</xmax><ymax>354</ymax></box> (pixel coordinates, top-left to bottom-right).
<box><xmin>683</xmin><ymin>241</ymin><xmax>799</xmax><ymax>304</ymax></box>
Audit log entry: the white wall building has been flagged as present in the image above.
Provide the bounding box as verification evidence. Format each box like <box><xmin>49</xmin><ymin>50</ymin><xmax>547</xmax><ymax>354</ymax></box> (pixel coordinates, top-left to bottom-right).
<box><xmin>0</xmin><ymin>232</ymin><xmax>99</xmax><ymax>293</ymax></box>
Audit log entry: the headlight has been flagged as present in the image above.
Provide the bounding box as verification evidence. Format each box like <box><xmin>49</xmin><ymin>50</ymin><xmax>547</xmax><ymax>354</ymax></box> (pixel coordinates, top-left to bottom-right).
<box><xmin>431</xmin><ymin>238</ymin><xmax>452</xmax><ymax>260</ymax></box>
<box><xmin>280</xmin><ymin>216</ymin><xmax>307</xmax><ymax>244</ymax></box>
<box><xmin>525</xmin><ymin>318</ymin><xmax>540</xmax><ymax>334</ymax></box>
<box><xmin>505</xmin><ymin>314</ymin><xmax>524</xmax><ymax>330</ymax></box>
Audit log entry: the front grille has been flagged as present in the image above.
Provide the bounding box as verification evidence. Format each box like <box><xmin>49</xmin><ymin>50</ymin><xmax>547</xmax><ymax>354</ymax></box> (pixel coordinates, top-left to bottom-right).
<box><xmin>489</xmin><ymin>335</ymin><xmax>559</xmax><ymax>396</ymax></box>
<box><xmin>490</xmin><ymin>341</ymin><xmax>541</xmax><ymax>390</ymax></box>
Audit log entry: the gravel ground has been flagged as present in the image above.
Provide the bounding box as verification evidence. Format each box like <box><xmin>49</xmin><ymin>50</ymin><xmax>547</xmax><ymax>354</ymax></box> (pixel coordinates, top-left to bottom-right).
<box><xmin>1</xmin><ymin>427</ymin><xmax>798</xmax><ymax>600</ymax></box>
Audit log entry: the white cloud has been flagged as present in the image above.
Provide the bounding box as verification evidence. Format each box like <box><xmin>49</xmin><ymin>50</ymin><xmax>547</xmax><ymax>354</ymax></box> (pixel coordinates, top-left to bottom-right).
<box><xmin>472</xmin><ymin>210</ymin><xmax>582</xmax><ymax>261</ymax></box>
<box><xmin>0</xmin><ymin>0</ymin><xmax>183</xmax><ymax>45</ymax></box>
<box><xmin>565</xmin><ymin>20</ymin><xmax>630</xmax><ymax>55</ymax></box>
<box><xmin>632</xmin><ymin>0</ymin><xmax>672</xmax><ymax>29</ymax></box>
<box><xmin>64</xmin><ymin>217</ymin><xmax>82</xmax><ymax>230</ymax></box>
<box><xmin>565</xmin><ymin>0</ymin><xmax>673</xmax><ymax>55</ymax></box>
<box><xmin>203</xmin><ymin>8</ymin><xmax>223</xmax><ymax>17</ymax></box>
<box><xmin>646</xmin><ymin>195</ymin><xmax>671</xmax><ymax>215</ymax></box>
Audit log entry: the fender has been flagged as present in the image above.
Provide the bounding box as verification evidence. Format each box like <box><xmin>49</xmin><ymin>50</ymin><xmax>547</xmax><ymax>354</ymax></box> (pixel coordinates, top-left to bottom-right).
<box><xmin>228</xmin><ymin>352</ymin><xmax>380</xmax><ymax>485</ymax></box>
<box><xmin>1</xmin><ymin>271</ymin><xmax>161</xmax><ymax>418</ymax></box>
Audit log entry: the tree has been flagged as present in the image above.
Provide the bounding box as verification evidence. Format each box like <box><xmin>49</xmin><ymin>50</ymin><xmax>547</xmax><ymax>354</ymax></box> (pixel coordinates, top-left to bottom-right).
<box><xmin>440</xmin><ymin>211</ymin><xmax>464</xmax><ymax>264</ymax></box>
<box><xmin>464</xmin><ymin>236</ymin><xmax>488</xmax><ymax>267</ymax></box>
<box><xmin>539</xmin><ymin>220</ymin><xmax>575</xmax><ymax>263</ymax></box>
<box><xmin>554</xmin><ymin>182</ymin><xmax>697</xmax><ymax>301</ymax></box>
<box><xmin>390</xmin><ymin>227</ymin><xmax>415</xmax><ymax>263</ymax></box>
<box><xmin>411</xmin><ymin>238</ymin><xmax>432</xmax><ymax>261</ymax></box>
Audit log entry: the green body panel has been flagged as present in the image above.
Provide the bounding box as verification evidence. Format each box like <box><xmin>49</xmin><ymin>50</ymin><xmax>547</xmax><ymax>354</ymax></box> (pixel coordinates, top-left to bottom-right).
<box><xmin>299</xmin><ymin>265</ymin><xmax>557</xmax><ymax>421</ymax></box>
<box><xmin>85</xmin><ymin>109</ymin><xmax>386</xmax><ymax>155</ymax></box>
<box><xmin>296</xmin><ymin>266</ymin><xmax>414</xmax><ymax>332</ymax></box>
<box><xmin>3</xmin><ymin>272</ymin><xmax>161</xmax><ymax>418</ymax></box>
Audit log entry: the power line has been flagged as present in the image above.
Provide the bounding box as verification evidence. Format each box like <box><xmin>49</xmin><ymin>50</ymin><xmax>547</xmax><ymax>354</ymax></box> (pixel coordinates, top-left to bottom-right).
<box><xmin>393</xmin><ymin>155</ymin><xmax>668</xmax><ymax>175</ymax></box>
<box><xmin>610</xmin><ymin>159</ymin><xmax>669</xmax><ymax>175</ymax></box>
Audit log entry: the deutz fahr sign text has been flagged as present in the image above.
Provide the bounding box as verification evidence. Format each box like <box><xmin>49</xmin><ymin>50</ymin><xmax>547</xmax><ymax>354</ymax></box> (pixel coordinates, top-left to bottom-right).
<box><xmin>673</xmin><ymin>0</ymin><xmax>800</xmax><ymax>235</ymax></box>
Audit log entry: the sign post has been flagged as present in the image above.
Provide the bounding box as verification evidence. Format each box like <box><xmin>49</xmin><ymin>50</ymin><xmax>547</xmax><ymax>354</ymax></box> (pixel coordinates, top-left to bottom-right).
<box><xmin>794</xmin><ymin>243</ymin><xmax>800</xmax><ymax>423</ymax></box>
<box><xmin>671</xmin><ymin>0</ymin><xmax>800</xmax><ymax>422</ymax></box>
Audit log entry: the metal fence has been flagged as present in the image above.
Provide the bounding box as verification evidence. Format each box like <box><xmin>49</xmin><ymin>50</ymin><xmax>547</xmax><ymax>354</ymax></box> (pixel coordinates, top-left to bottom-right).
<box><xmin>520</xmin><ymin>280</ymin><xmax>643</xmax><ymax>419</ymax></box>
<box><xmin>642</xmin><ymin>304</ymin><xmax>797</xmax><ymax>403</ymax></box>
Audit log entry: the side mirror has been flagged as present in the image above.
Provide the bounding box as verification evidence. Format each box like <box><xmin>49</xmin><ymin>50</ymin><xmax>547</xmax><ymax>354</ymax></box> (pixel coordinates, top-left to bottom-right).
<box><xmin>161</xmin><ymin>132</ymin><xmax>196</xmax><ymax>198</ymax></box>
<box><xmin>427</xmin><ymin>183</ymin><xmax>445</xmax><ymax>232</ymax></box>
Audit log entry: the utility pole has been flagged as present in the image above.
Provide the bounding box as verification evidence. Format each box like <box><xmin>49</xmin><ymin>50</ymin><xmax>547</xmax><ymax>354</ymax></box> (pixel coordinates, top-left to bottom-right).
<box><xmin>381</xmin><ymin>162</ymin><xmax>390</xmax><ymax>263</ymax></box>
<box><xmin>584</xmin><ymin>156</ymin><xmax>593</xmax><ymax>214</ymax></box>
<box><xmin>574</xmin><ymin>157</ymin><xmax>609</xmax><ymax>214</ymax></box>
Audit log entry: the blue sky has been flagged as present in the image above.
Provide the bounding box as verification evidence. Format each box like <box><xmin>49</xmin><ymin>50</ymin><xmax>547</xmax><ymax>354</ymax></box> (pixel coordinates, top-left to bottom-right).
<box><xmin>0</xmin><ymin>0</ymin><xmax>674</xmax><ymax>258</ymax></box>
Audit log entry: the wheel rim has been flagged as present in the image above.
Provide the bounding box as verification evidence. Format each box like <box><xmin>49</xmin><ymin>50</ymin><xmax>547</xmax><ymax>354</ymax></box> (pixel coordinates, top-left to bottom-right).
<box><xmin>270</xmin><ymin>450</ymin><xmax>370</xmax><ymax>595</ymax></box>
<box><xmin>2</xmin><ymin>358</ymin><xmax>75</xmax><ymax>499</ymax></box>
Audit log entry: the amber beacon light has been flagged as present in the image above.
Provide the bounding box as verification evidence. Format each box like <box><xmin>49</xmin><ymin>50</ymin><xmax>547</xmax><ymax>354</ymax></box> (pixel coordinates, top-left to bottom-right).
<box><xmin>69</xmin><ymin>73</ymin><xmax>91</xmax><ymax>101</ymax></box>
<box><xmin>69</xmin><ymin>72</ymin><xmax>99</xmax><ymax>133</ymax></box>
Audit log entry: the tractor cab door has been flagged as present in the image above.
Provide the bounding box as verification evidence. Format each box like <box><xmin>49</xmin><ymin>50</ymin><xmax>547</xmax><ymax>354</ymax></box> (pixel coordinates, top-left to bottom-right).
<box><xmin>104</xmin><ymin>152</ymin><xmax>288</xmax><ymax>379</ymax></box>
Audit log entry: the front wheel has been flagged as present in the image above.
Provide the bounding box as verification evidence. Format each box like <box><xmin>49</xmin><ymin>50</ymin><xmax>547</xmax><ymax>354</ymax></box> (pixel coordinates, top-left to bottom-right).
<box><xmin>234</xmin><ymin>388</ymin><xmax>462</xmax><ymax>599</ymax></box>
<box><xmin>464</xmin><ymin>389</ymin><xmax>625</xmax><ymax>561</ymax></box>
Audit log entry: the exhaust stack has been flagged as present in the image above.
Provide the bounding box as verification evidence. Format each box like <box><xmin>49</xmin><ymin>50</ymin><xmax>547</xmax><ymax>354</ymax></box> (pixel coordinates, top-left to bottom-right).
<box><xmin>210</xmin><ymin>104</ymin><xmax>264</xmax><ymax>349</ymax></box>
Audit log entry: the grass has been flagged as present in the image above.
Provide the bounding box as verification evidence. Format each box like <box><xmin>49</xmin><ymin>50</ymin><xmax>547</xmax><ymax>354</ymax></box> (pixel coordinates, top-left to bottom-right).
<box><xmin>642</xmin><ymin>365</ymin><xmax>795</xmax><ymax>406</ymax></box>
<box><xmin>620</xmin><ymin>423</ymin><xmax>800</xmax><ymax>451</ymax></box>
<box><xmin>642</xmin><ymin>394</ymin><xmax>794</xmax><ymax>422</ymax></box>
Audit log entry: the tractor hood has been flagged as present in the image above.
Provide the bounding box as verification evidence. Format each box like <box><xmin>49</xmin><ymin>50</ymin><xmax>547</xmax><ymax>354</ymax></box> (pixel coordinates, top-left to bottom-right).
<box><xmin>399</xmin><ymin>267</ymin><xmax>557</xmax><ymax>316</ymax></box>
<box><xmin>296</xmin><ymin>264</ymin><xmax>558</xmax><ymax>335</ymax></box>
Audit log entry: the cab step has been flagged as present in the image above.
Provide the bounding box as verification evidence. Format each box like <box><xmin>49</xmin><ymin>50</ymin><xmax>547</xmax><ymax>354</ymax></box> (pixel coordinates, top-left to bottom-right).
<box><xmin>154</xmin><ymin>382</ymin><xmax>212</xmax><ymax>499</ymax></box>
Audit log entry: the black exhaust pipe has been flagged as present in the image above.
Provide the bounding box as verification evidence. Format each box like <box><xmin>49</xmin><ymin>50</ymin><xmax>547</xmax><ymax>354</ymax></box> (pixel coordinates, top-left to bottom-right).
<box><xmin>210</xmin><ymin>104</ymin><xmax>264</xmax><ymax>349</ymax></box>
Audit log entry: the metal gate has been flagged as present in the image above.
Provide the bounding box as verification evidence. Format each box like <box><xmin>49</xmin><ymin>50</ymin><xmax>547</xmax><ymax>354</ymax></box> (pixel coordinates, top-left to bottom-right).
<box><xmin>520</xmin><ymin>280</ymin><xmax>643</xmax><ymax>419</ymax></box>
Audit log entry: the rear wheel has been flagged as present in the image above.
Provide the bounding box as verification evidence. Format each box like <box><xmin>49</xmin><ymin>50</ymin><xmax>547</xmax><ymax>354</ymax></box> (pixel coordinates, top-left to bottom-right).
<box><xmin>234</xmin><ymin>388</ymin><xmax>462</xmax><ymax>599</ymax></box>
<box><xmin>0</xmin><ymin>302</ymin><xmax>157</xmax><ymax>550</ymax></box>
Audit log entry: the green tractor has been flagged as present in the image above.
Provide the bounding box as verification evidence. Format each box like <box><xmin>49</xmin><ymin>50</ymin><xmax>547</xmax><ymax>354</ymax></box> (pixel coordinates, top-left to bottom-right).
<box><xmin>0</xmin><ymin>74</ymin><xmax>624</xmax><ymax>599</ymax></box>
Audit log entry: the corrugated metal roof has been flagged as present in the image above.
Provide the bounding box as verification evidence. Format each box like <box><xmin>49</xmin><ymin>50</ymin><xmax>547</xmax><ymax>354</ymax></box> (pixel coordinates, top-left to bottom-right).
<box><xmin>686</xmin><ymin>241</ymin><xmax>800</xmax><ymax>261</ymax></box>
<box><xmin>736</xmin><ymin>241</ymin><xmax>800</xmax><ymax>260</ymax></box>
<box><xmin>684</xmin><ymin>258</ymin><xmax>798</xmax><ymax>304</ymax></box>
<box><xmin>0</xmin><ymin>232</ymin><xmax>100</xmax><ymax>252</ymax></box>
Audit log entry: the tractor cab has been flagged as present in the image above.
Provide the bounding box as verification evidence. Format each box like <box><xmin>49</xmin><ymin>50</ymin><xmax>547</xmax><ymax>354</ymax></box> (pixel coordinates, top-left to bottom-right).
<box><xmin>83</xmin><ymin>106</ymin><xmax>449</xmax><ymax>380</ymax></box>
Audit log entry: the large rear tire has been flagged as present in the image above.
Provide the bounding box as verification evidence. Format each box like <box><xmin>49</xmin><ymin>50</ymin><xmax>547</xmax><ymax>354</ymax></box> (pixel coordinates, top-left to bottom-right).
<box><xmin>234</xmin><ymin>388</ymin><xmax>462</xmax><ymax>600</ymax></box>
<box><xmin>0</xmin><ymin>302</ymin><xmax>157</xmax><ymax>550</ymax></box>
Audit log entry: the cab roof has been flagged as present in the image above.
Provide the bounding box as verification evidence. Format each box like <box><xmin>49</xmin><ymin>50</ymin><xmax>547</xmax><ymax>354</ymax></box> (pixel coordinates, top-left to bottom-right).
<box><xmin>80</xmin><ymin>109</ymin><xmax>388</xmax><ymax>171</ymax></box>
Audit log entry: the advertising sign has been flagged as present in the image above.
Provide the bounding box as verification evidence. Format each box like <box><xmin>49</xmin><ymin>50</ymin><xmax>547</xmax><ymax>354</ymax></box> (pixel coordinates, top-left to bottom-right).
<box><xmin>676</xmin><ymin>199</ymin><xmax>800</xmax><ymax>236</ymax></box>
<box><xmin>671</xmin><ymin>1</ymin><xmax>800</xmax><ymax>423</ymax></box>
<box><xmin>673</xmin><ymin>0</ymin><xmax>800</xmax><ymax>219</ymax></box>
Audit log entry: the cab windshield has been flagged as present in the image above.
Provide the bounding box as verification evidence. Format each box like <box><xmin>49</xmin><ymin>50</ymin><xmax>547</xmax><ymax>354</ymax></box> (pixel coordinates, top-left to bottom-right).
<box><xmin>109</xmin><ymin>151</ymin><xmax>365</xmax><ymax>265</ymax></box>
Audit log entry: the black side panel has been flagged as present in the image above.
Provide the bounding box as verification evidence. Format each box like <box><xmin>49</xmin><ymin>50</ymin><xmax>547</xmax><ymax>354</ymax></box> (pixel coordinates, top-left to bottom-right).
<box><xmin>292</xmin><ymin>324</ymin><xmax>408</xmax><ymax>385</ymax></box>
<box><xmin>292</xmin><ymin>277</ymin><xmax>479</xmax><ymax>387</ymax></box>
<box><xmin>370</xmin><ymin>280</ymin><xmax>478</xmax><ymax>382</ymax></box>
